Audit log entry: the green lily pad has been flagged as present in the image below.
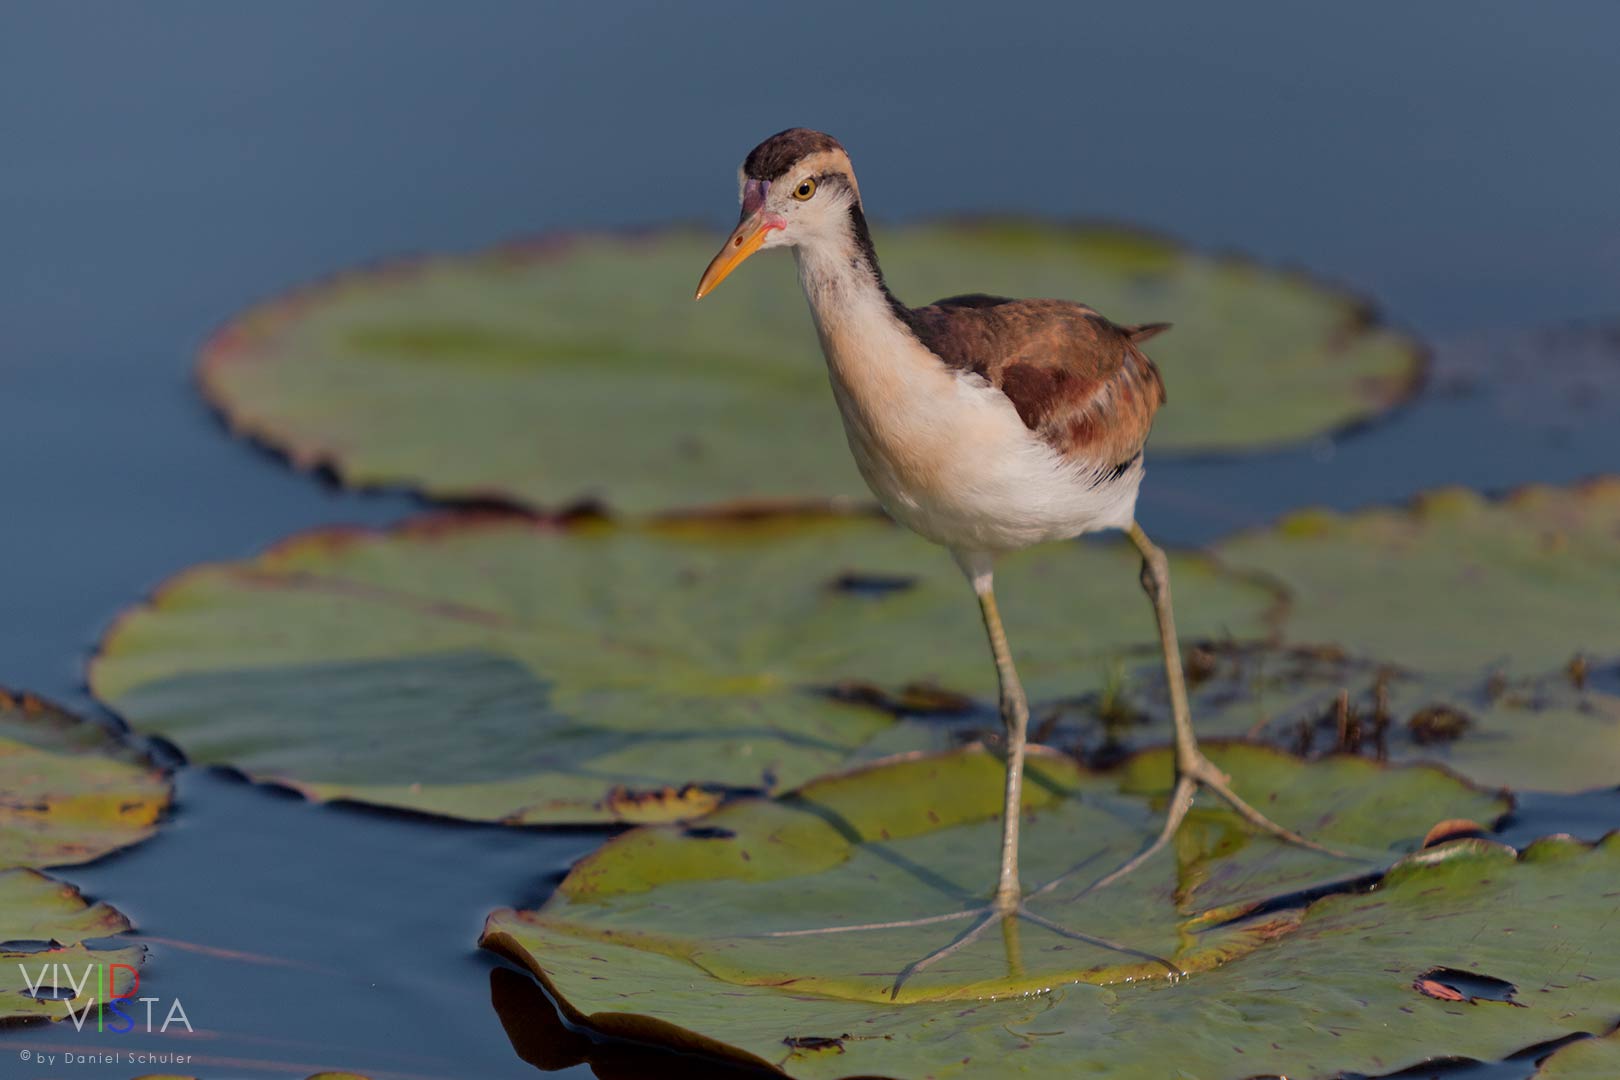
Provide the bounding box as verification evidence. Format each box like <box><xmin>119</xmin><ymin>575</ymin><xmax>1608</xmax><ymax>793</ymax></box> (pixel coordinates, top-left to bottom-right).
<box><xmin>1</xmin><ymin>867</ymin><xmax>144</xmax><ymax>1023</ymax></box>
<box><xmin>1534</xmin><ymin>1027</ymin><xmax>1620</xmax><ymax>1079</ymax></box>
<box><xmin>90</xmin><ymin>512</ymin><xmax>1275</xmax><ymax>824</ymax></box>
<box><xmin>1216</xmin><ymin>480</ymin><xmax>1620</xmax><ymax>677</ymax></box>
<box><xmin>484</xmin><ymin>743</ymin><xmax>1504</xmax><ymax>1005</ymax></box>
<box><xmin>485</xmin><ymin>794</ymin><xmax>1618</xmax><ymax>1080</ymax></box>
<box><xmin>0</xmin><ymin>688</ymin><xmax>171</xmax><ymax>870</ymax></box>
<box><xmin>200</xmin><ymin>223</ymin><xmax>1422</xmax><ymax>514</ymax></box>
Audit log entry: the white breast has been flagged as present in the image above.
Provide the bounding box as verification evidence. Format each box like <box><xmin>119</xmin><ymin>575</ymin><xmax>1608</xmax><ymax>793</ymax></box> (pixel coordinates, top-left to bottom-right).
<box><xmin>797</xmin><ymin>263</ymin><xmax>1142</xmax><ymax>555</ymax></box>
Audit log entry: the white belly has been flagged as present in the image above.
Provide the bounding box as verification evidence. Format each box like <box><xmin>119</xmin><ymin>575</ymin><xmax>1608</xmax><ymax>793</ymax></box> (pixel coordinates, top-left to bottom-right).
<box><xmin>817</xmin><ymin>310</ymin><xmax>1142</xmax><ymax>554</ymax></box>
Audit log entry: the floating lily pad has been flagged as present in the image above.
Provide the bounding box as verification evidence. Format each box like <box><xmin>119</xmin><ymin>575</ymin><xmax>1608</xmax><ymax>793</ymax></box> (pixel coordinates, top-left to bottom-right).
<box><xmin>90</xmin><ymin>512</ymin><xmax>1274</xmax><ymax>824</ymax></box>
<box><xmin>484</xmin><ymin>744</ymin><xmax>1504</xmax><ymax>1006</ymax></box>
<box><xmin>1033</xmin><ymin>646</ymin><xmax>1620</xmax><ymax>793</ymax></box>
<box><xmin>1</xmin><ymin>867</ymin><xmax>144</xmax><ymax>1023</ymax></box>
<box><xmin>1534</xmin><ymin>1027</ymin><xmax>1620</xmax><ymax>1079</ymax></box>
<box><xmin>485</xmin><ymin>811</ymin><xmax>1618</xmax><ymax>1080</ymax></box>
<box><xmin>0</xmin><ymin>688</ymin><xmax>171</xmax><ymax>870</ymax></box>
<box><xmin>1216</xmin><ymin>481</ymin><xmax>1620</xmax><ymax>676</ymax></box>
<box><xmin>200</xmin><ymin>223</ymin><xmax>1422</xmax><ymax>514</ymax></box>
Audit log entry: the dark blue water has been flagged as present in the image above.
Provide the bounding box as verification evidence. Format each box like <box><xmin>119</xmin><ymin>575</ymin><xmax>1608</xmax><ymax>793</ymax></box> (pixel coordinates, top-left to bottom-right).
<box><xmin>3</xmin><ymin>3</ymin><xmax>1618</xmax><ymax>1077</ymax></box>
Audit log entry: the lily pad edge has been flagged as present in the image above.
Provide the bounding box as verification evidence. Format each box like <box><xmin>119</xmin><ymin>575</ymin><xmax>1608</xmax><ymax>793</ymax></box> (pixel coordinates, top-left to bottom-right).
<box><xmin>196</xmin><ymin>217</ymin><xmax>1429</xmax><ymax>516</ymax></box>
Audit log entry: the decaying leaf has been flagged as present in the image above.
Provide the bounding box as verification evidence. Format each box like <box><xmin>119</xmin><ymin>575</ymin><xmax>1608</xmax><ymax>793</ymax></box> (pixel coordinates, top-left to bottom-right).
<box><xmin>0</xmin><ymin>688</ymin><xmax>171</xmax><ymax>870</ymax></box>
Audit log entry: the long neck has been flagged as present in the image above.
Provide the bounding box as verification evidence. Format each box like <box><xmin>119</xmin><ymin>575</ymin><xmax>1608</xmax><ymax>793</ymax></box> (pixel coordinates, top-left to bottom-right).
<box><xmin>791</xmin><ymin>204</ymin><xmax>959</xmax><ymax>479</ymax></box>
<box><xmin>791</xmin><ymin>204</ymin><xmax>912</xmax><ymax>350</ymax></box>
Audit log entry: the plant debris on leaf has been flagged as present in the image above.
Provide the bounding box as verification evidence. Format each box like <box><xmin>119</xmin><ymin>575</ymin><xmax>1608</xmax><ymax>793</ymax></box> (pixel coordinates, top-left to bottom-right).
<box><xmin>1065</xmin><ymin>644</ymin><xmax>1620</xmax><ymax>793</ymax></box>
<box><xmin>90</xmin><ymin>512</ymin><xmax>1274</xmax><ymax>825</ymax></box>
<box><xmin>200</xmin><ymin>223</ymin><xmax>1423</xmax><ymax>514</ymax></box>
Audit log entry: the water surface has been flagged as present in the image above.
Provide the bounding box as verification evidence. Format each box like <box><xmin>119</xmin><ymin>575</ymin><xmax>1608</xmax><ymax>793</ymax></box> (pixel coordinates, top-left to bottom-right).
<box><xmin>3</xmin><ymin>4</ymin><xmax>1617</xmax><ymax>1077</ymax></box>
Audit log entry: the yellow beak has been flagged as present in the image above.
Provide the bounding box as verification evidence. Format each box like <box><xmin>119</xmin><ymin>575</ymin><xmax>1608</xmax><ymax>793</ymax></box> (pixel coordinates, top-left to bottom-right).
<box><xmin>694</xmin><ymin>213</ymin><xmax>777</xmax><ymax>299</ymax></box>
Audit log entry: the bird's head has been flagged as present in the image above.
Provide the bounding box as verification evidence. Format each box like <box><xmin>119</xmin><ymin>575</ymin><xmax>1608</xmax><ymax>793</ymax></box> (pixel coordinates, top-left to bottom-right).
<box><xmin>695</xmin><ymin>128</ymin><xmax>861</xmax><ymax>299</ymax></box>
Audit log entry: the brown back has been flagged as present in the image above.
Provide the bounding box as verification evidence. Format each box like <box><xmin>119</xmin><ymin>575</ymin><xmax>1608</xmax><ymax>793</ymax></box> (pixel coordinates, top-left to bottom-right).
<box><xmin>898</xmin><ymin>295</ymin><xmax>1168</xmax><ymax>470</ymax></box>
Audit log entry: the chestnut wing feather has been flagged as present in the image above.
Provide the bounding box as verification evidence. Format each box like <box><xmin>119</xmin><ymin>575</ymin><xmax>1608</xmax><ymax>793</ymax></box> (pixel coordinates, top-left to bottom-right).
<box><xmin>899</xmin><ymin>296</ymin><xmax>1168</xmax><ymax>469</ymax></box>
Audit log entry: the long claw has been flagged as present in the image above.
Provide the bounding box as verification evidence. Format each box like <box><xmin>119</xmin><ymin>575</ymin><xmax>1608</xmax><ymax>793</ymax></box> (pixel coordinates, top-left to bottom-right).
<box><xmin>1061</xmin><ymin>774</ymin><xmax>1198</xmax><ymax>900</ymax></box>
<box><xmin>888</xmin><ymin>907</ymin><xmax>1003</xmax><ymax>1000</ymax></box>
<box><xmin>1183</xmin><ymin>754</ymin><xmax>1354</xmax><ymax>860</ymax></box>
<box><xmin>759</xmin><ymin>909</ymin><xmax>979</xmax><ymax>938</ymax></box>
<box><xmin>1015</xmin><ymin>907</ymin><xmax>1182</xmax><ymax>977</ymax></box>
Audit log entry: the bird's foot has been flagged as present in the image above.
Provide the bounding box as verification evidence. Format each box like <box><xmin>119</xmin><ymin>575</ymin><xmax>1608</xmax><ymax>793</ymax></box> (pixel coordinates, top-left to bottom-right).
<box><xmin>884</xmin><ymin>901</ymin><xmax>1180</xmax><ymax>1000</ymax></box>
<box><xmin>1178</xmin><ymin>749</ymin><xmax>1346</xmax><ymax>857</ymax></box>
<box><xmin>1050</xmin><ymin>750</ymin><xmax>1360</xmax><ymax>902</ymax></box>
<box><xmin>759</xmin><ymin>895</ymin><xmax>1178</xmax><ymax>1001</ymax></box>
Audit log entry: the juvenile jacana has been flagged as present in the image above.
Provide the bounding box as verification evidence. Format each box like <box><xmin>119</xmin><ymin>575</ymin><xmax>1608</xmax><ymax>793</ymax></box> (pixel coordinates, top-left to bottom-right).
<box><xmin>695</xmin><ymin>129</ymin><xmax>1333</xmax><ymax>990</ymax></box>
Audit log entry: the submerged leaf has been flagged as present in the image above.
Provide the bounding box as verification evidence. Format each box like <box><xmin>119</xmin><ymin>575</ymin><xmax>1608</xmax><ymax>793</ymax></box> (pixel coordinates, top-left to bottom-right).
<box><xmin>486</xmin><ymin>816</ymin><xmax>1619</xmax><ymax>1080</ymax></box>
<box><xmin>90</xmin><ymin>512</ymin><xmax>1274</xmax><ymax>824</ymax></box>
<box><xmin>1432</xmin><ymin>323</ymin><xmax>1620</xmax><ymax>439</ymax></box>
<box><xmin>200</xmin><ymin>224</ymin><xmax>1422</xmax><ymax>513</ymax></box>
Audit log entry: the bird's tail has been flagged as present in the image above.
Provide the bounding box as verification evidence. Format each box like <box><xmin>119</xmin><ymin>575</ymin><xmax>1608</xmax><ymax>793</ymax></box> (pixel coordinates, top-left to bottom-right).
<box><xmin>1126</xmin><ymin>322</ymin><xmax>1172</xmax><ymax>344</ymax></box>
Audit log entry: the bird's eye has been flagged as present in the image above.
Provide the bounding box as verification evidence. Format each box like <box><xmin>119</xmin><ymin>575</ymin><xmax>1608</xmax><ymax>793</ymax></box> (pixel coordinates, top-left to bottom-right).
<box><xmin>793</xmin><ymin>178</ymin><xmax>817</xmax><ymax>201</ymax></box>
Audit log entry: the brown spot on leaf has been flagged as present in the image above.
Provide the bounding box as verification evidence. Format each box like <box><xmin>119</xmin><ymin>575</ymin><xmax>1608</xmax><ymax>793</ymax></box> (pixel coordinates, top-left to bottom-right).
<box><xmin>1183</xmin><ymin>644</ymin><xmax>1219</xmax><ymax>687</ymax></box>
<box><xmin>600</xmin><ymin>783</ymin><xmax>723</xmax><ymax>823</ymax></box>
<box><xmin>1567</xmin><ymin>653</ymin><xmax>1589</xmax><ymax>689</ymax></box>
<box><xmin>782</xmin><ymin>1035</ymin><xmax>846</xmax><ymax>1053</ymax></box>
<box><xmin>1408</xmin><ymin>704</ymin><xmax>1473</xmax><ymax>745</ymax></box>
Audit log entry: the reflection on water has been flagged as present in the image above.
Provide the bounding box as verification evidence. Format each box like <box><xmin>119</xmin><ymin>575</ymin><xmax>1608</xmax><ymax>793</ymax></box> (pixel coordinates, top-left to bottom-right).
<box><xmin>490</xmin><ymin>967</ymin><xmax>778</xmax><ymax>1079</ymax></box>
<box><xmin>2</xmin><ymin>2</ymin><xmax>1618</xmax><ymax>1077</ymax></box>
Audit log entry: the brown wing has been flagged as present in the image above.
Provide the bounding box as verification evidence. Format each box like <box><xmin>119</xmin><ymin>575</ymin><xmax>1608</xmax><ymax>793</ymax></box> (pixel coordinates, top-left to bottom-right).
<box><xmin>898</xmin><ymin>296</ymin><xmax>1169</xmax><ymax>469</ymax></box>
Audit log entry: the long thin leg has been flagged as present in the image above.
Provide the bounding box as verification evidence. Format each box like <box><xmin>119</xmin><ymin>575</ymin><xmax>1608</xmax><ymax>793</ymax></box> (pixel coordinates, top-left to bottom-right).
<box><xmin>1125</xmin><ymin>522</ymin><xmax>1341</xmax><ymax>860</ymax></box>
<box><xmin>969</xmin><ymin>566</ymin><xmax>1030</xmax><ymax>913</ymax></box>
